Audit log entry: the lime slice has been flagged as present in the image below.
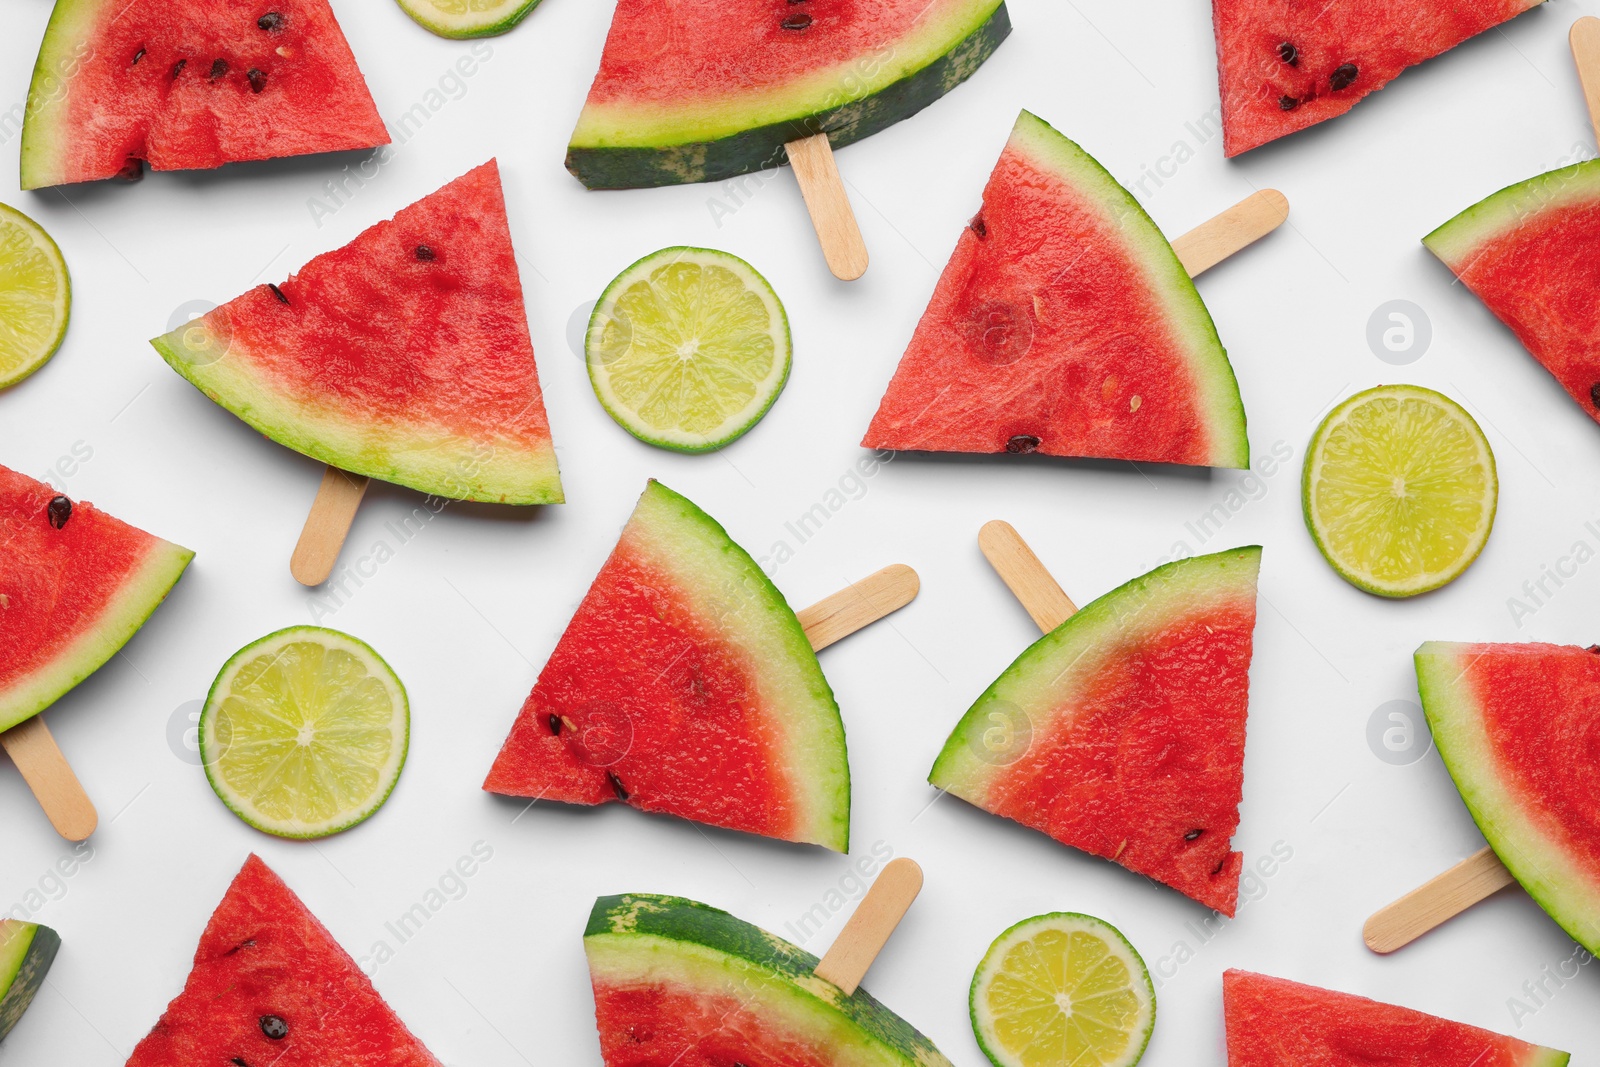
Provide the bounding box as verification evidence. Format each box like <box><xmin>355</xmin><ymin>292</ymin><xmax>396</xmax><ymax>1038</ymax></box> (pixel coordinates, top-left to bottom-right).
<box><xmin>199</xmin><ymin>627</ymin><xmax>409</xmax><ymax>838</ymax></box>
<box><xmin>586</xmin><ymin>247</ymin><xmax>791</xmax><ymax>453</ymax></box>
<box><xmin>0</xmin><ymin>203</ymin><xmax>70</xmax><ymax>390</ymax></box>
<box><xmin>971</xmin><ymin>912</ymin><xmax>1156</xmax><ymax>1067</ymax></box>
<box><xmin>394</xmin><ymin>0</ymin><xmax>541</xmax><ymax>37</ymax></box>
<box><xmin>1303</xmin><ymin>384</ymin><xmax>1497</xmax><ymax>597</ymax></box>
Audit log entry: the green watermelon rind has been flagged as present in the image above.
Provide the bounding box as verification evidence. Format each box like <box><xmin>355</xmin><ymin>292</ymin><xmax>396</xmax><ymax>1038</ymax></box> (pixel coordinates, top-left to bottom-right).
<box><xmin>584</xmin><ymin>893</ymin><xmax>951</xmax><ymax>1067</ymax></box>
<box><xmin>0</xmin><ymin>921</ymin><xmax>59</xmax><ymax>1041</ymax></box>
<box><xmin>632</xmin><ymin>481</ymin><xmax>850</xmax><ymax>851</ymax></box>
<box><xmin>1011</xmin><ymin>110</ymin><xmax>1249</xmax><ymax>469</ymax></box>
<box><xmin>1423</xmin><ymin>160</ymin><xmax>1600</xmax><ymax>269</ymax></box>
<box><xmin>149</xmin><ymin>327</ymin><xmax>563</xmax><ymax>505</ymax></box>
<box><xmin>565</xmin><ymin>2</ymin><xmax>1010</xmax><ymax>189</ymax></box>
<box><xmin>0</xmin><ymin>538</ymin><xmax>193</xmax><ymax>734</ymax></box>
<box><xmin>1415</xmin><ymin>642</ymin><xmax>1600</xmax><ymax>956</ymax></box>
<box><xmin>930</xmin><ymin>546</ymin><xmax>1262</xmax><ymax>799</ymax></box>
<box><xmin>395</xmin><ymin>0</ymin><xmax>542</xmax><ymax>39</ymax></box>
<box><xmin>17</xmin><ymin>0</ymin><xmax>109</xmax><ymax>190</ymax></box>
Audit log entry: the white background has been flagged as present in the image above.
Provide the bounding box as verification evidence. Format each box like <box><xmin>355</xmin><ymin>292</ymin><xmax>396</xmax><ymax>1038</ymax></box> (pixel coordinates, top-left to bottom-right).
<box><xmin>2</xmin><ymin>0</ymin><xmax>1599</xmax><ymax>1062</ymax></box>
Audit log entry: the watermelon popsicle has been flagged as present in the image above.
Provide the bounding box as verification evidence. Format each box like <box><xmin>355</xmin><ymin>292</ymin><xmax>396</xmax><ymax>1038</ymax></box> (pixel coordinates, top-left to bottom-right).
<box><xmin>928</xmin><ymin>521</ymin><xmax>1261</xmax><ymax>915</ymax></box>
<box><xmin>564</xmin><ymin>0</ymin><xmax>1013</xmax><ymax>281</ymax></box>
<box><xmin>0</xmin><ymin>464</ymin><xmax>194</xmax><ymax>840</ymax></box>
<box><xmin>149</xmin><ymin>160</ymin><xmax>562</xmax><ymax>587</ymax></box>
<box><xmin>584</xmin><ymin>859</ymin><xmax>946</xmax><ymax>1067</ymax></box>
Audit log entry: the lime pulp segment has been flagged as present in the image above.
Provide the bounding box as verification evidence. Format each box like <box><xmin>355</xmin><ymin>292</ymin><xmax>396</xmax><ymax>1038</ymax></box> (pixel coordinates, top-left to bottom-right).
<box><xmin>395</xmin><ymin>0</ymin><xmax>542</xmax><ymax>37</ymax></box>
<box><xmin>586</xmin><ymin>247</ymin><xmax>791</xmax><ymax>452</ymax></box>
<box><xmin>200</xmin><ymin>627</ymin><xmax>409</xmax><ymax>839</ymax></box>
<box><xmin>971</xmin><ymin>912</ymin><xmax>1156</xmax><ymax>1067</ymax></box>
<box><xmin>1303</xmin><ymin>385</ymin><xmax>1497</xmax><ymax>597</ymax></box>
<box><xmin>0</xmin><ymin>203</ymin><xmax>70</xmax><ymax>389</ymax></box>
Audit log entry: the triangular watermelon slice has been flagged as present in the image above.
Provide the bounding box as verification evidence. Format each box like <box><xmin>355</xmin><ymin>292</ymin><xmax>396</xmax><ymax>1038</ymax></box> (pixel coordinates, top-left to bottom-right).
<box><xmin>484</xmin><ymin>480</ymin><xmax>850</xmax><ymax>851</ymax></box>
<box><xmin>586</xmin><ymin>893</ymin><xmax>952</xmax><ymax>1067</ymax></box>
<box><xmin>21</xmin><ymin>0</ymin><xmax>389</xmax><ymax>190</ymax></box>
<box><xmin>1425</xmin><ymin>163</ymin><xmax>1600</xmax><ymax>431</ymax></box>
<box><xmin>1223</xmin><ymin>969</ymin><xmax>1570</xmax><ymax>1066</ymax></box>
<box><xmin>1415</xmin><ymin>641</ymin><xmax>1600</xmax><ymax>954</ymax></box>
<box><xmin>150</xmin><ymin>161</ymin><xmax>562</xmax><ymax>505</ymax></box>
<box><xmin>127</xmin><ymin>854</ymin><xmax>442</xmax><ymax>1066</ymax></box>
<box><xmin>930</xmin><ymin>547</ymin><xmax>1260</xmax><ymax>914</ymax></box>
<box><xmin>862</xmin><ymin>111</ymin><xmax>1249</xmax><ymax>470</ymax></box>
<box><xmin>1211</xmin><ymin>0</ymin><xmax>1544</xmax><ymax>157</ymax></box>
<box><xmin>0</xmin><ymin>464</ymin><xmax>192</xmax><ymax>734</ymax></box>
<box><xmin>566</xmin><ymin>0</ymin><xmax>1010</xmax><ymax>189</ymax></box>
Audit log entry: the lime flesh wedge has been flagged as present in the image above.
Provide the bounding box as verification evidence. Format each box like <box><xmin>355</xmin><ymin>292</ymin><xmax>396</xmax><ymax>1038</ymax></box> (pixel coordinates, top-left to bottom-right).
<box><xmin>1303</xmin><ymin>384</ymin><xmax>1497</xmax><ymax>597</ymax></box>
<box><xmin>395</xmin><ymin>0</ymin><xmax>541</xmax><ymax>37</ymax></box>
<box><xmin>586</xmin><ymin>246</ymin><xmax>791</xmax><ymax>453</ymax></box>
<box><xmin>971</xmin><ymin>912</ymin><xmax>1156</xmax><ymax>1067</ymax></box>
<box><xmin>200</xmin><ymin>627</ymin><xmax>409</xmax><ymax>838</ymax></box>
<box><xmin>0</xmin><ymin>203</ymin><xmax>69</xmax><ymax>389</ymax></box>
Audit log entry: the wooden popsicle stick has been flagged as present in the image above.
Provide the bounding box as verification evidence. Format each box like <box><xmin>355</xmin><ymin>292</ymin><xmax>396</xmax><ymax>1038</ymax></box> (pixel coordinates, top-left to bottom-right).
<box><xmin>0</xmin><ymin>716</ymin><xmax>97</xmax><ymax>841</ymax></box>
<box><xmin>813</xmin><ymin>857</ymin><xmax>924</xmax><ymax>994</ymax></box>
<box><xmin>290</xmin><ymin>465</ymin><xmax>370</xmax><ymax>587</ymax></box>
<box><xmin>798</xmin><ymin>565</ymin><xmax>920</xmax><ymax>652</ymax></box>
<box><xmin>786</xmin><ymin>133</ymin><xmax>870</xmax><ymax>282</ymax></box>
<box><xmin>978</xmin><ymin>520</ymin><xmax>1077</xmax><ymax>633</ymax></box>
<box><xmin>1572</xmin><ymin>17</ymin><xmax>1600</xmax><ymax>147</ymax></box>
<box><xmin>1363</xmin><ymin>846</ymin><xmax>1519</xmax><ymax>954</ymax></box>
<box><xmin>1172</xmin><ymin>189</ymin><xmax>1290</xmax><ymax>278</ymax></box>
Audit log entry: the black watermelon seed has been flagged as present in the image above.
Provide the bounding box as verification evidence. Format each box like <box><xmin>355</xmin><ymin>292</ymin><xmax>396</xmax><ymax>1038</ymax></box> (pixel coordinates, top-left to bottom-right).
<box><xmin>781</xmin><ymin>13</ymin><xmax>813</xmax><ymax>29</ymax></box>
<box><xmin>547</xmin><ymin>714</ymin><xmax>561</xmax><ymax>735</ymax></box>
<box><xmin>969</xmin><ymin>213</ymin><xmax>988</xmax><ymax>238</ymax></box>
<box><xmin>210</xmin><ymin>58</ymin><xmax>228</xmax><ymax>79</ymax></box>
<box><xmin>1184</xmin><ymin>828</ymin><xmax>1204</xmax><ymax>841</ymax></box>
<box><xmin>1589</xmin><ymin>382</ymin><xmax>1600</xmax><ymax>409</ymax></box>
<box><xmin>46</xmin><ymin>496</ymin><xmax>72</xmax><ymax>530</ymax></box>
<box><xmin>132</xmin><ymin>47</ymin><xmax>145</xmax><ymax>66</ymax></box>
<box><xmin>1212</xmin><ymin>856</ymin><xmax>1229</xmax><ymax>875</ymax></box>
<box><xmin>1277</xmin><ymin>41</ymin><xmax>1298</xmax><ymax>66</ymax></box>
<box><xmin>1278</xmin><ymin>95</ymin><xmax>1299</xmax><ymax>111</ymax></box>
<box><xmin>233</xmin><ymin>1059</ymin><xmax>249</xmax><ymax>1067</ymax></box>
<box><xmin>258</xmin><ymin>11</ymin><xmax>284</xmax><ymax>30</ymax></box>
<box><xmin>415</xmin><ymin>244</ymin><xmax>436</xmax><ymax>261</ymax></box>
<box><xmin>268</xmin><ymin>283</ymin><xmax>288</xmax><ymax>305</ymax></box>
<box><xmin>223</xmin><ymin>938</ymin><xmax>256</xmax><ymax>955</ymax></box>
<box><xmin>171</xmin><ymin>58</ymin><xmax>187</xmax><ymax>78</ymax></box>
<box><xmin>606</xmin><ymin>771</ymin><xmax>629</xmax><ymax>801</ymax></box>
<box><xmin>1005</xmin><ymin>435</ymin><xmax>1041</xmax><ymax>454</ymax></box>
<box><xmin>1588</xmin><ymin>645</ymin><xmax>1600</xmax><ymax>654</ymax></box>
<box><xmin>247</xmin><ymin>68</ymin><xmax>268</xmax><ymax>93</ymax></box>
<box><xmin>1330</xmin><ymin>63</ymin><xmax>1358</xmax><ymax>91</ymax></box>
<box><xmin>259</xmin><ymin>1015</ymin><xmax>288</xmax><ymax>1040</ymax></box>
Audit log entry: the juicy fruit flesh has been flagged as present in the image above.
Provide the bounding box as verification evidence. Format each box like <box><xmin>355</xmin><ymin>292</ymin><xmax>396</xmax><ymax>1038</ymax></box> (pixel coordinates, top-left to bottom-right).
<box><xmin>591</xmin><ymin>252</ymin><xmax>785</xmax><ymax>446</ymax></box>
<box><xmin>976</xmin><ymin>921</ymin><xmax>1151</xmax><ymax>1067</ymax></box>
<box><xmin>1212</xmin><ymin>0</ymin><xmax>1543</xmax><ymax>157</ymax></box>
<box><xmin>208</xmin><ymin>639</ymin><xmax>402</xmax><ymax>830</ymax></box>
<box><xmin>594</xmin><ymin>980</ymin><xmax>865</xmax><ymax>1067</ymax></box>
<box><xmin>864</xmin><ymin>112</ymin><xmax>1243</xmax><ymax>467</ymax></box>
<box><xmin>0</xmin><ymin>208</ymin><xmax>68</xmax><ymax>386</ymax></box>
<box><xmin>29</xmin><ymin>0</ymin><xmax>387</xmax><ymax>185</ymax></box>
<box><xmin>1307</xmin><ymin>388</ymin><xmax>1494</xmax><ymax>594</ymax></box>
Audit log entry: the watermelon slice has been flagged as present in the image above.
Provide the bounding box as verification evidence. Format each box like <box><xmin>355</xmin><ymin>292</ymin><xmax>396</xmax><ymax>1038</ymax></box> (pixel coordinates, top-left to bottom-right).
<box><xmin>484</xmin><ymin>480</ymin><xmax>849</xmax><ymax>851</ymax></box>
<box><xmin>1415</xmin><ymin>641</ymin><xmax>1600</xmax><ymax>954</ymax></box>
<box><xmin>21</xmin><ymin>0</ymin><xmax>389</xmax><ymax>190</ymax></box>
<box><xmin>0</xmin><ymin>464</ymin><xmax>192</xmax><ymax>734</ymax></box>
<box><xmin>127</xmin><ymin>854</ymin><xmax>442</xmax><ymax>1065</ymax></box>
<box><xmin>862</xmin><ymin>111</ymin><xmax>1249</xmax><ymax>470</ymax></box>
<box><xmin>1211</xmin><ymin>0</ymin><xmax>1544</xmax><ymax>158</ymax></box>
<box><xmin>566</xmin><ymin>0</ymin><xmax>1010</xmax><ymax>189</ymax></box>
<box><xmin>929</xmin><ymin>547</ymin><xmax>1261</xmax><ymax>915</ymax></box>
<box><xmin>585</xmin><ymin>892</ymin><xmax>952</xmax><ymax>1067</ymax></box>
<box><xmin>150</xmin><ymin>161</ymin><xmax>562</xmax><ymax>505</ymax></box>
<box><xmin>1425</xmin><ymin>163</ymin><xmax>1600</xmax><ymax>431</ymax></box>
<box><xmin>1222</xmin><ymin>969</ymin><xmax>1570</xmax><ymax>1066</ymax></box>
<box><xmin>0</xmin><ymin>920</ymin><xmax>59</xmax><ymax>1041</ymax></box>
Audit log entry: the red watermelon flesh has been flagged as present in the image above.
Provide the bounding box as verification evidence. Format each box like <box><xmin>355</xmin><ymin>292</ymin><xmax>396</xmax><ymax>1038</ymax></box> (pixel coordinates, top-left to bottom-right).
<box><xmin>150</xmin><ymin>160</ymin><xmax>562</xmax><ymax>505</ymax></box>
<box><xmin>21</xmin><ymin>0</ymin><xmax>388</xmax><ymax>189</ymax></box>
<box><xmin>862</xmin><ymin>110</ymin><xmax>1249</xmax><ymax>470</ymax></box>
<box><xmin>1424</xmin><ymin>162</ymin><xmax>1600</xmax><ymax>430</ymax></box>
<box><xmin>1223</xmin><ymin>970</ymin><xmax>1570</xmax><ymax>1066</ymax></box>
<box><xmin>0</xmin><ymin>464</ymin><xmax>192</xmax><ymax>735</ymax></box>
<box><xmin>1212</xmin><ymin>0</ymin><xmax>1543</xmax><ymax>157</ymax></box>
<box><xmin>127</xmin><ymin>855</ymin><xmax>442</xmax><ymax>1067</ymax></box>
<box><xmin>484</xmin><ymin>481</ymin><xmax>850</xmax><ymax>852</ymax></box>
<box><xmin>930</xmin><ymin>548</ymin><xmax>1260</xmax><ymax>915</ymax></box>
